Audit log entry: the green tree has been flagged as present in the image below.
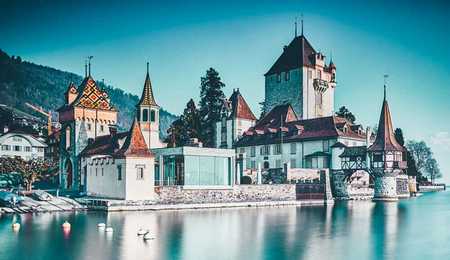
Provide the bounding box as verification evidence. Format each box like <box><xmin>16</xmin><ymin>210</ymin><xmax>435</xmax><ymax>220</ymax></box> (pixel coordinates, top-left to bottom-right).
<box><xmin>198</xmin><ymin>68</ymin><xmax>226</xmax><ymax>147</ymax></box>
<box><xmin>335</xmin><ymin>106</ymin><xmax>356</xmax><ymax>123</ymax></box>
<box><xmin>394</xmin><ymin>128</ymin><xmax>405</xmax><ymax>146</ymax></box>
<box><xmin>165</xmin><ymin>99</ymin><xmax>202</xmax><ymax>147</ymax></box>
<box><xmin>406</xmin><ymin>140</ymin><xmax>441</xmax><ymax>182</ymax></box>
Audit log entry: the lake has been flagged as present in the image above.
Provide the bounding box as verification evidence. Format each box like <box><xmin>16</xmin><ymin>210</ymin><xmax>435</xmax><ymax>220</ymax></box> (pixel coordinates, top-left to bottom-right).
<box><xmin>1</xmin><ymin>190</ymin><xmax>449</xmax><ymax>260</ymax></box>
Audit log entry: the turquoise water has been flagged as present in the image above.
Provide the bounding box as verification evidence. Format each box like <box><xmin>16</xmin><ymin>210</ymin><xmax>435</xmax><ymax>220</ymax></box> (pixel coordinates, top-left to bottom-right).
<box><xmin>1</xmin><ymin>191</ymin><xmax>450</xmax><ymax>260</ymax></box>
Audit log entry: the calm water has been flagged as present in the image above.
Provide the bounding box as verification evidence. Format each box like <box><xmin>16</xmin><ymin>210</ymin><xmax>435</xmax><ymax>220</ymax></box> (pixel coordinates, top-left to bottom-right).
<box><xmin>1</xmin><ymin>191</ymin><xmax>450</xmax><ymax>260</ymax></box>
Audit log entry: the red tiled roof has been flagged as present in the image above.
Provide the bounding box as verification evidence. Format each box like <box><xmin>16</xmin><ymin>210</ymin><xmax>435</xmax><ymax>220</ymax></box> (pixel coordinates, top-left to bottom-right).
<box><xmin>265</xmin><ymin>35</ymin><xmax>317</xmax><ymax>75</ymax></box>
<box><xmin>255</xmin><ymin>104</ymin><xmax>298</xmax><ymax>129</ymax></box>
<box><xmin>229</xmin><ymin>89</ymin><xmax>256</xmax><ymax>121</ymax></box>
<box><xmin>114</xmin><ymin>119</ymin><xmax>154</xmax><ymax>158</ymax></box>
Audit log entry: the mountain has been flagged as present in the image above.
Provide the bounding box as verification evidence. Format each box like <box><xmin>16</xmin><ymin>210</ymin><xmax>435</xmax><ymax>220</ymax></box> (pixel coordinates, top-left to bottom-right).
<box><xmin>0</xmin><ymin>49</ymin><xmax>177</xmax><ymax>137</ymax></box>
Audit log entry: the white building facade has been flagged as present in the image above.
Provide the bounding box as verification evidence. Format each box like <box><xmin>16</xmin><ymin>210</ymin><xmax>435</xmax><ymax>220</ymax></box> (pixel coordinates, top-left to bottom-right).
<box><xmin>0</xmin><ymin>131</ymin><xmax>47</xmax><ymax>160</ymax></box>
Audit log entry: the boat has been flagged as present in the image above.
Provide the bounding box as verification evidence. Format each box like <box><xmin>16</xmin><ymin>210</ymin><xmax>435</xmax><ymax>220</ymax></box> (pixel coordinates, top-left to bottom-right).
<box><xmin>137</xmin><ymin>228</ymin><xmax>148</xmax><ymax>236</ymax></box>
<box><xmin>97</xmin><ymin>223</ymin><xmax>106</xmax><ymax>228</ymax></box>
<box><xmin>143</xmin><ymin>232</ymin><xmax>155</xmax><ymax>240</ymax></box>
<box><xmin>105</xmin><ymin>227</ymin><xmax>114</xmax><ymax>233</ymax></box>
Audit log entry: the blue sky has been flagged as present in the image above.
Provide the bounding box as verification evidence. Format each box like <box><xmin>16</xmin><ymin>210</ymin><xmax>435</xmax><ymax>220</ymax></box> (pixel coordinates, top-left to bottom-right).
<box><xmin>1</xmin><ymin>0</ymin><xmax>449</xmax><ymax>182</ymax></box>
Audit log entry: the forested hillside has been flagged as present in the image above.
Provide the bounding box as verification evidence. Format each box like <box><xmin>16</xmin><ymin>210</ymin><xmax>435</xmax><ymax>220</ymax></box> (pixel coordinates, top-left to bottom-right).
<box><xmin>0</xmin><ymin>49</ymin><xmax>177</xmax><ymax>136</ymax></box>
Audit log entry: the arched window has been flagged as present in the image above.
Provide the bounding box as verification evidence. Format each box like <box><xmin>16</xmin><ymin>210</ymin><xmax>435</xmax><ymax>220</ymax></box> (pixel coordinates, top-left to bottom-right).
<box><xmin>142</xmin><ymin>109</ymin><xmax>149</xmax><ymax>122</ymax></box>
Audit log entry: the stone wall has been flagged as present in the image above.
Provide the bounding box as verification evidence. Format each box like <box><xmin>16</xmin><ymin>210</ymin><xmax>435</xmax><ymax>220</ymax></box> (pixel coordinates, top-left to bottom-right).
<box><xmin>155</xmin><ymin>185</ymin><xmax>296</xmax><ymax>204</ymax></box>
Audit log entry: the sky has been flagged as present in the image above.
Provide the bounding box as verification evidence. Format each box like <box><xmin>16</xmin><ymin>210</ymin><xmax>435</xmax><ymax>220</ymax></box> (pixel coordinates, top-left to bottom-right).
<box><xmin>1</xmin><ymin>0</ymin><xmax>449</xmax><ymax>182</ymax></box>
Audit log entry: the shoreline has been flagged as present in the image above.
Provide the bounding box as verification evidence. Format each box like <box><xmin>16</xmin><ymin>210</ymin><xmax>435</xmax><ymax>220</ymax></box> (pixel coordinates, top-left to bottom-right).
<box><xmin>1</xmin><ymin>199</ymin><xmax>332</xmax><ymax>214</ymax></box>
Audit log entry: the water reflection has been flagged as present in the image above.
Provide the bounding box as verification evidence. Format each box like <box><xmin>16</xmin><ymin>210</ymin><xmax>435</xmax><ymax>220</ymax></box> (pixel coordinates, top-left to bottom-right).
<box><xmin>2</xmin><ymin>191</ymin><xmax>450</xmax><ymax>260</ymax></box>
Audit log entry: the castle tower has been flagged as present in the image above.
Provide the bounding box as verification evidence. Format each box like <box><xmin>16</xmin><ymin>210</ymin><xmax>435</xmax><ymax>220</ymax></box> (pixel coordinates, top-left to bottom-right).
<box><xmin>137</xmin><ymin>63</ymin><xmax>164</xmax><ymax>149</ymax></box>
<box><xmin>368</xmin><ymin>85</ymin><xmax>407</xmax><ymax>201</ymax></box>
<box><xmin>264</xmin><ymin>28</ymin><xmax>336</xmax><ymax>119</ymax></box>
<box><xmin>57</xmin><ymin>62</ymin><xmax>117</xmax><ymax>191</ymax></box>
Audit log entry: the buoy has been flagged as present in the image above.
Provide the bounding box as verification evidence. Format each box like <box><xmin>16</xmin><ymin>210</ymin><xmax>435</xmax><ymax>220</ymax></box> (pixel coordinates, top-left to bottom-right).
<box><xmin>12</xmin><ymin>223</ymin><xmax>20</xmax><ymax>231</ymax></box>
<box><xmin>105</xmin><ymin>227</ymin><xmax>114</xmax><ymax>233</ymax></box>
<box><xmin>143</xmin><ymin>232</ymin><xmax>154</xmax><ymax>240</ymax></box>
<box><xmin>62</xmin><ymin>221</ymin><xmax>71</xmax><ymax>229</ymax></box>
<box><xmin>137</xmin><ymin>228</ymin><xmax>147</xmax><ymax>236</ymax></box>
<box><xmin>97</xmin><ymin>223</ymin><xmax>106</xmax><ymax>228</ymax></box>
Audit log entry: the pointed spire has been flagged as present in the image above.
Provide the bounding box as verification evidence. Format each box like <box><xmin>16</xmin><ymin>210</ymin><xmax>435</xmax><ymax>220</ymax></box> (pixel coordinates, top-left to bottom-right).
<box><xmin>295</xmin><ymin>17</ymin><xmax>298</xmax><ymax>37</ymax></box>
<box><xmin>383</xmin><ymin>74</ymin><xmax>388</xmax><ymax>101</ymax></box>
<box><xmin>88</xmin><ymin>56</ymin><xmax>93</xmax><ymax>77</ymax></box>
<box><xmin>368</xmin><ymin>81</ymin><xmax>405</xmax><ymax>152</ymax></box>
<box><xmin>84</xmin><ymin>59</ymin><xmax>88</xmax><ymax>77</ymax></box>
<box><xmin>137</xmin><ymin>62</ymin><xmax>158</xmax><ymax>107</ymax></box>
<box><xmin>115</xmin><ymin>118</ymin><xmax>153</xmax><ymax>158</ymax></box>
<box><xmin>301</xmin><ymin>13</ymin><xmax>304</xmax><ymax>36</ymax></box>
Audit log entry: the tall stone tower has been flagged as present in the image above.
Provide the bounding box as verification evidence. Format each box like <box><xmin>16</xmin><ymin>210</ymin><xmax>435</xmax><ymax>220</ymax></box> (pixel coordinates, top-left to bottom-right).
<box><xmin>58</xmin><ymin>63</ymin><xmax>117</xmax><ymax>191</ymax></box>
<box><xmin>264</xmin><ymin>30</ymin><xmax>336</xmax><ymax>119</ymax></box>
<box><xmin>368</xmin><ymin>85</ymin><xmax>407</xmax><ymax>201</ymax></box>
<box><xmin>136</xmin><ymin>63</ymin><xmax>164</xmax><ymax>149</ymax></box>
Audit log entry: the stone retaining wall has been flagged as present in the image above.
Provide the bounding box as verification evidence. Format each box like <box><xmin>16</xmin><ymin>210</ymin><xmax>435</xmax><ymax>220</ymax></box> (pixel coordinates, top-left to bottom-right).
<box><xmin>155</xmin><ymin>185</ymin><xmax>296</xmax><ymax>204</ymax></box>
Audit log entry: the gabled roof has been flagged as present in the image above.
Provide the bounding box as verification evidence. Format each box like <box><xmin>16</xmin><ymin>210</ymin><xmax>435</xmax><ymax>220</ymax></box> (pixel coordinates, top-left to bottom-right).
<box><xmin>368</xmin><ymin>89</ymin><xmax>405</xmax><ymax>152</ymax></box>
<box><xmin>228</xmin><ymin>89</ymin><xmax>256</xmax><ymax>121</ymax></box>
<box><xmin>80</xmin><ymin>132</ymin><xmax>128</xmax><ymax>157</ymax></box>
<box><xmin>114</xmin><ymin>119</ymin><xmax>153</xmax><ymax>158</ymax></box>
<box><xmin>256</xmin><ymin>104</ymin><xmax>298</xmax><ymax>128</ymax></box>
<box><xmin>65</xmin><ymin>82</ymin><xmax>78</xmax><ymax>95</ymax></box>
<box><xmin>265</xmin><ymin>35</ymin><xmax>317</xmax><ymax>75</ymax></box>
<box><xmin>235</xmin><ymin>107</ymin><xmax>366</xmax><ymax>147</ymax></box>
<box><xmin>58</xmin><ymin>76</ymin><xmax>115</xmax><ymax>111</ymax></box>
<box><xmin>137</xmin><ymin>63</ymin><xmax>158</xmax><ymax>107</ymax></box>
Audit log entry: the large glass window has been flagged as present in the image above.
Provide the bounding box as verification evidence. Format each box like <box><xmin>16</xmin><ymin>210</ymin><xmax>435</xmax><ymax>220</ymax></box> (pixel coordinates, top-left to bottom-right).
<box><xmin>184</xmin><ymin>155</ymin><xmax>230</xmax><ymax>186</ymax></box>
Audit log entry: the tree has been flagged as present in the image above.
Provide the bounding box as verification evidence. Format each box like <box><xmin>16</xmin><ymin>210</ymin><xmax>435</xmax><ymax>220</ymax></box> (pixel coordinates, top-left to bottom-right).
<box><xmin>394</xmin><ymin>128</ymin><xmax>405</xmax><ymax>146</ymax></box>
<box><xmin>198</xmin><ymin>68</ymin><xmax>226</xmax><ymax>147</ymax></box>
<box><xmin>406</xmin><ymin>140</ymin><xmax>441</xmax><ymax>182</ymax></box>
<box><xmin>165</xmin><ymin>99</ymin><xmax>202</xmax><ymax>147</ymax></box>
<box><xmin>0</xmin><ymin>157</ymin><xmax>56</xmax><ymax>191</ymax></box>
<box><xmin>335</xmin><ymin>106</ymin><xmax>356</xmax><ymax>123</ymax></box>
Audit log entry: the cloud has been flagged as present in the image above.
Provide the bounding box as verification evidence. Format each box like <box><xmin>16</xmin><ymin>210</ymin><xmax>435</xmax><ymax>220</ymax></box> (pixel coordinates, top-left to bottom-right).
<box><xmin>430</xmin><ymin>131</ymin><xmax>450</xmax><ymax>151</ymax></box>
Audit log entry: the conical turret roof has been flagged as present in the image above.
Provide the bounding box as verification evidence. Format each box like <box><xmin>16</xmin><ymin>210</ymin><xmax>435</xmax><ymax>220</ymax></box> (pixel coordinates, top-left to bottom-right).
<box><xmin>137</xmin><ymin>63</ymin><xmax>158</xmax><ymax>107</ymax></box>
<box><xmin>368</xmin><ymin>87</ymin><xmax>405</xmax><ymax>152</ymax></box>
<box><xmin>115</xmin><ymin>118</ymin><xmax>153</xmax><ymax>158</ymax></box>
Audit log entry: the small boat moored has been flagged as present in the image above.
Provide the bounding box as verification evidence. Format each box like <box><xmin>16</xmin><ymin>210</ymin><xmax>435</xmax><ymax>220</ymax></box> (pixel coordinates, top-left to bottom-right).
<box><xmin>105</xmin><ymin>227</ymin><xmax>114</xmax><ymax>233</ymax></box>
<box><xmin>137</xmin><ymin>228</ymin><xmax>148</xmax><ymax>236</ymax></box>
<box><xmin>143</xmin><ymin>232</ymin><xmax>155</xmax><ymax>241</ymax></box>
<box><xmin>97</xmin><ymin>223</ymin><xmax>106</xmax><ymax>228</ymax></box>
